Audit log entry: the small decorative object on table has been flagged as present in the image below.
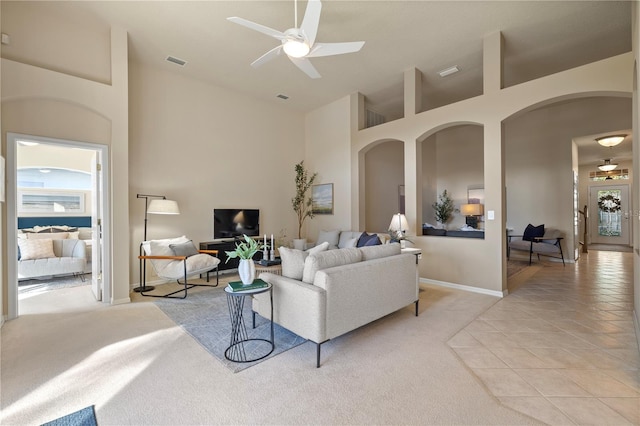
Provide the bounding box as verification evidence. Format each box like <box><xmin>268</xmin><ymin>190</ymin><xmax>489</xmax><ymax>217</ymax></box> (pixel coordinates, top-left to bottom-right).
<box><xmin>227</xmin><ymin>279</ymin><xmax>269</xmax><ymax>292</ymax></box>
<box><xmin>224</xmin><ymin>234</ymin><xmax>266</xmax><ymax>285</ymax></box>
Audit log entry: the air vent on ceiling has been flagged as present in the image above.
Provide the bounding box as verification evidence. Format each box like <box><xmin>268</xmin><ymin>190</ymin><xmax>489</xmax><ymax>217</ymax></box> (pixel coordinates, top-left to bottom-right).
<box><xmin>166</xmin><ymin>56</ymin><xmax>187</xmax><ymax>67</ymax></box>
<box><xmin>276</xmin><ymin>94</ymin><xmax>289</xmax><ymax>100</ymax></box>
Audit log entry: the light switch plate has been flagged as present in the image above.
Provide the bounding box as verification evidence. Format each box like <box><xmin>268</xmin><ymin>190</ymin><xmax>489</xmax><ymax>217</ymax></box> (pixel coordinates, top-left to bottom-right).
<box><xmin>487</xmin><ymin>210</ymin><xmax>495</xmax><ymax>220</ymax></box>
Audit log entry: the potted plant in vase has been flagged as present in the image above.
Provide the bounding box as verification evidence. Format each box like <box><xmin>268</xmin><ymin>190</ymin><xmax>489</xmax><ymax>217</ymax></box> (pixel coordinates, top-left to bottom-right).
<box><xmin>432</xmin><ymin>189</ymin><xmax>455</xmax><ymax>230</ymax></box>
<box><xmin>225</xmin><ymin>234</ymin><xmax>265</xmax><ymax>284</ymax></box>
<box><xmin>291</xmin><ymin>161</ymin><xmax>317</xmax><ymax>250</ymax></box>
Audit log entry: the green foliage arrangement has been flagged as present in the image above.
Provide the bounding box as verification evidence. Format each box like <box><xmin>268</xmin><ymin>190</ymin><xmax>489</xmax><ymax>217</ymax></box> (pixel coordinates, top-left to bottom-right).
<box><xmin>224</xmin><ymin>234</ymin><xmax>265</xmax><ymax>263</ymax></box>
<box><xmin>292</xmin><ymin>161</ymin><xmax>318</xmax><ymax>239</ymax></box>
<box><xmin>432</xmin><ymin>189</ymin><xmax>455</xmax><ymax>225</ymax></box>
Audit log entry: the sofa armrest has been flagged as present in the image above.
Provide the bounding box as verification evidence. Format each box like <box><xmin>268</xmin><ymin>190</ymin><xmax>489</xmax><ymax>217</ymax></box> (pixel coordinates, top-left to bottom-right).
<box><xmin>253</xmin><ymin>272</ymin><xmax>327</xmax><ymax>342</ymax></box>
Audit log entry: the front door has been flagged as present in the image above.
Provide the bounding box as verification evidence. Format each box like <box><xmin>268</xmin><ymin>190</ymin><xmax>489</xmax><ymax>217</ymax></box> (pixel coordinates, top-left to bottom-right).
<box><xmin>589</xmin><ymin>185</ymin><xmax>630</xmax><ymax>246</ymax></box>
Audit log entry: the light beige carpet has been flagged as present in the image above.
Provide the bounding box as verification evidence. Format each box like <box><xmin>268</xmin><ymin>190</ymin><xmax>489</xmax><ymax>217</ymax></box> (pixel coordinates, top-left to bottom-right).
<box><xmin>1</xmin><ymin>283</ymin><xmax>542</xmax><ymax>425</ymax></box>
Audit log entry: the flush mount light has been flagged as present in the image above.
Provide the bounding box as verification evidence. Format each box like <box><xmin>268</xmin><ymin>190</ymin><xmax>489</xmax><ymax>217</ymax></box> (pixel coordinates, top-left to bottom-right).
<box><xmin>596</xmin><ymin>134</ymin><xmax>626</xmax><ymax>147</ymax></box>
<box><xmin>39</xmin><ymin>169</ymin><xmax>51</xmax><ymax>173</ymax></box>
<box><xmin>18</xmin><ymin>140</ymin><xmax>39</xmax><ymax>146</ymax></box>
<box><xmin>438</xmin><ymin>66</ymin><xmax>459</xmax><ymax>77</ymax></box>
<box><xmin>598</xmin><ymin>159</ymin><xmax>618</xmax><ymax>172</ymax></box>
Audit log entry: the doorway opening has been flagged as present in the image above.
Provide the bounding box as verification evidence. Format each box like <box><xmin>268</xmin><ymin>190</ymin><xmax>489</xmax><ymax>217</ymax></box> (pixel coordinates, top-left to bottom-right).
<box><xmin>6</xmin><ymin>133</ymin><xmax>111</xmax><ymax>319</ymax></box>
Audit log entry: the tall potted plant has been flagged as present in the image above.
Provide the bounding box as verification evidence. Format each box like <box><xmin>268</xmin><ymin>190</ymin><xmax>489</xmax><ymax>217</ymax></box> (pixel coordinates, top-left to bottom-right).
<box><xmin>432</xmin><ymin>189</ymin><xmax>455</xmax><ymax>229</ymax></box>
<box><xmin>292</xmin><ymin>161</ymin><xmax>317</xmax><ymax>249</ymax></box>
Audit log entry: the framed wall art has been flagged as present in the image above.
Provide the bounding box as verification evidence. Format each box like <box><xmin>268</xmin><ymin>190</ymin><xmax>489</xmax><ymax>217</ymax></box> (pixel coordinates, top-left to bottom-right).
<box><xmin>312</xmin><ymin>183</ymin><xmax>334</xmax><ymax>215</ymax></box>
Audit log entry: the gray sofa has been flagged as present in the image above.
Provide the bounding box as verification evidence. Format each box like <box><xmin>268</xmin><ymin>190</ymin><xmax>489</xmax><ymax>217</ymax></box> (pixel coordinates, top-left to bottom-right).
<box><xmin>18</xmin><ymin>239</ymin><xmax>87</xmax><ymax>281</ymax></box>
<box><xmin>253</xmin><ymin>243</ymin><xmax>419</xmax><ymax>367</ymax></box>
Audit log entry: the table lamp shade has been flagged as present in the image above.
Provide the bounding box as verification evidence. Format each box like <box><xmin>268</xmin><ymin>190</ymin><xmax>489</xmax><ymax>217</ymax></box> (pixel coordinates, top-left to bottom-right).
<box><xmin>389</xmin><ymin>213</ymin><xmax>409</xmax><ymax>232</ymax></box>
<box><xmin>460</xmin><ymin>204</ymin><xmax>483</xmax><ymax>216</ymax></box>
<box><xmin>148</xmin><ymin>199</ymin><xmax>180</xmax><ymax>215</ymax></box>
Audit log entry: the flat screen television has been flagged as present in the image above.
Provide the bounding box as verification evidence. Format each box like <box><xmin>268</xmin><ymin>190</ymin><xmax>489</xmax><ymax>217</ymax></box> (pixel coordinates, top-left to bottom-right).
<box><xmin>214</xmin><ymin>209</ymin><xmax>260</xmax><ymax>239</ymax></box>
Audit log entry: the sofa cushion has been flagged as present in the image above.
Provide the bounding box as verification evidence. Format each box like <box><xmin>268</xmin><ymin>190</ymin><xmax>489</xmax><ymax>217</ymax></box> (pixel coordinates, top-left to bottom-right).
<box><xmin>27</xmin><ymin>232</ymin><xmax>69</xmax><ymax>240</ymax></box>
<box><xmin>523</xmin><ymin>224</ymin><xmax>545</xmax><ymax>241</ymax></box>
<box><xmin>341</xmin><ymin>237</ymin><xmax>358</xmax><ymax>248</ymax></box>
<box><xmin>359</xmin><ymin>243</ymin><xmax>401</xmax><ymax>261</ymax></box>
<box><xmin>338</xmin><ymin>231</ymin><xmax>362</xmax><ymax>249</ymax></box>
<box><xmin>302</xmin><ymin>247</ymin><xmax>362</xmax><ymax>284</ymax></box>
<box><xmin>356</xmin><ymin>232</ymin><xmax>381</xmax><ymax>247</ymax></box>
<box><xmin>279</xmin><ymin>243</ymin><xmax>329</xmax><ymax>280</ymax></box>
<box><xmin>170</xmin><ymin>240</ymin><xmax>199</xmax><ymax>257</ymax></box>
<box><xmin>145</xmin><ymin>236</ymin><xmax>189</xmax><ymax>274</ymax></box>
<box><xmin>316</xmin><ymin>230</ymin><xmax>340</xmax><ymax>250</ymax></box>
<box><xmin>18</xmin><ymin>238</ymin><xmax>56</xmax><ymax>260</ymax></box>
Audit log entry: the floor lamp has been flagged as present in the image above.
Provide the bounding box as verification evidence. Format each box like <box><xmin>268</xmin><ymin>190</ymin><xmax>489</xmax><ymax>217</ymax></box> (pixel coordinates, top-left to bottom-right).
<box><xmin>136</xmin><ymin>194</ymin><xmax>180</xmax><ymax>292</ymax></box>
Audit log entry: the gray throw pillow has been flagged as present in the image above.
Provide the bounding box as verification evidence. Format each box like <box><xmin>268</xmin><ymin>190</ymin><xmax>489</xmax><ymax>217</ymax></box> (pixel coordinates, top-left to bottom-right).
<box><xmin>169</xmin><ymin>240</ymin><xmax>199</xmax><ymax>257</ymax></box>
<box><xmin>316</xmin><ymin>230</ymin><xmax>340</xmax><ymax>250</ymax></box>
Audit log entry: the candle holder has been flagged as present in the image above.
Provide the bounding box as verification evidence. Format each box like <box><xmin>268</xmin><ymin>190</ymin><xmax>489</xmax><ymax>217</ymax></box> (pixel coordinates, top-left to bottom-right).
<box><xmin>270</xmin><ymin>249</ymin><xmax>275</xmax><ymax>261</ymax></box>
<box><xmin>263</xmin><ymin>248</ymin><xmax>268</xmax><ymax>260</ymax></box>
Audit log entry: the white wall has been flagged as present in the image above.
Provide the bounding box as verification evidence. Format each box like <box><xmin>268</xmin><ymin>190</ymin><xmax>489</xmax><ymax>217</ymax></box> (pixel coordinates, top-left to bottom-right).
<box><xmin>129</xmin><ymin>62</ymin><xmax>305</xmax><ymax>282</ymax></box>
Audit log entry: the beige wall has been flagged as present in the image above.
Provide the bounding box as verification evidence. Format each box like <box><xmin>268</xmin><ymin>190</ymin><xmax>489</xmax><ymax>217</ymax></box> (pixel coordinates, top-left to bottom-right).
<box><xmin>364</xmin><ymin>140</ymin><xmax>404</xmax><ymax>233</ymax></box>
<box><xmin>1</xmin><ymin>21</ymin><xmax>130</xmax><ymax>313</ymax></box>
<box><xmin>317</xmin><ymin>48</ymin><xmax>633</xmax><ymax>294</ymax></box>
<box><xmin>305</xmin><ymin>96</ymin><xmax>353</xmax><ymax>240</ymax></box>
<box><xmin>129</xmin><ymin>62</ymin><xmax>305</xmax><ymax>283</ymax></box>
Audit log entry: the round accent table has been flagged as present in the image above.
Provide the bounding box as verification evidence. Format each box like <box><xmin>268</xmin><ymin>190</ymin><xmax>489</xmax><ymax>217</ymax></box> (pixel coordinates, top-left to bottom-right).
<box><xmin>254</xmin><ymin>262</ymin><xmax>283</xmax><ymax>276</ymax></box>
<box><xmin>224</xmin><ymin>280</ymin><xmax>274</xmax><ymax>363</ymax></box>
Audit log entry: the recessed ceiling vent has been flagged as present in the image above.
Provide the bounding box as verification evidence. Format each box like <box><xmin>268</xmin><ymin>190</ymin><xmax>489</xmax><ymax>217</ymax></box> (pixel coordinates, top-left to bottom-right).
<box><xmin>276</xmin><ymin>94</ymin><xmax>289</xmax><ymax>100</ymax></box>
<box><xmin>166</xmin><ymin>56</ymin><xmax>187</xmax><ymax>67</ymax></box>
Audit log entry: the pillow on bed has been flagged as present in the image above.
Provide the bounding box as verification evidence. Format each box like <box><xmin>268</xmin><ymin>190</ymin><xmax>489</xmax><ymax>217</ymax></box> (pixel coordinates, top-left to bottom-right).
<box><xmin>18</xmin><ymin>238</ymin><xmax>55</xmax><ymax>260</ymax></box>
<box><xmin>27</xmin><ymin>232</ymin><xmax>68</xmax><ymax>240</ymax></box>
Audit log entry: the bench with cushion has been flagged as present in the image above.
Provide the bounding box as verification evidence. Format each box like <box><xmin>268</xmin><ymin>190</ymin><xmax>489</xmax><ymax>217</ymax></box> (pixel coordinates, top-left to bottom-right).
<box><xmin>508</xmin><ymin>224</ymin><xmax>564</xmax><ymax>265</ymax></box>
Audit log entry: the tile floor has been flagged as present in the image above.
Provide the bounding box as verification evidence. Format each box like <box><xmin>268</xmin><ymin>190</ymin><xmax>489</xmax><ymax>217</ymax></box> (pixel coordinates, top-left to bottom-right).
<box><xmin>448</xmin><ymin>250</ymin><xmax>640</xmax><ymax>425</ymax></box>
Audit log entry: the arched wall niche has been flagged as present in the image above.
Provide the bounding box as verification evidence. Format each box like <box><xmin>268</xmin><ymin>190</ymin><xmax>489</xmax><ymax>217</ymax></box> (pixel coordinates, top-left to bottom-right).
<box><xmin>418</xmin><ymin>123</ymin><xmax>485</xmax><ymax>231</ymax></box>
<box><xmin>358</xmin><ymin>138</ymin><xmax>405</xmax><ymax>233</ymax></box>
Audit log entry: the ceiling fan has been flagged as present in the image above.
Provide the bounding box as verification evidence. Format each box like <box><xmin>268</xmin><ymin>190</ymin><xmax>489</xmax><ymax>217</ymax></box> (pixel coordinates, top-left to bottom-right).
<box><xmin>227</xmin><ymin>0</ymin><xmax>365</xmax><ymax>79</ymax></box>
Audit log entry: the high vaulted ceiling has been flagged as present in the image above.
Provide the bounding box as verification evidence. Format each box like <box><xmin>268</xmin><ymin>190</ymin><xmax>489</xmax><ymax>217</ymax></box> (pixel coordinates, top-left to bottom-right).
<box><xmin>31</xmin><ymin>0</ymin><xmax>631</xmax><ymax>119</ymax></box>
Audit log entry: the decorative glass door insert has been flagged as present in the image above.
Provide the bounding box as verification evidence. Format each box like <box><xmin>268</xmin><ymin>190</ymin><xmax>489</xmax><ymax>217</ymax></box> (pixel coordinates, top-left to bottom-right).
<box><xmin>597</xmin><ymin>189</ymin><xmax>622</xmax><ymax>237</ymax></box>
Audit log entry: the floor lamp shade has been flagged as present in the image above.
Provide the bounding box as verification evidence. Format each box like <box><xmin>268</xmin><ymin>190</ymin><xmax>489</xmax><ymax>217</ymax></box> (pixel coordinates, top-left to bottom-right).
<box><xmin>148</xmin><ymin>199</ymin><xmax>180</xmax><ymax>215</ymax></box>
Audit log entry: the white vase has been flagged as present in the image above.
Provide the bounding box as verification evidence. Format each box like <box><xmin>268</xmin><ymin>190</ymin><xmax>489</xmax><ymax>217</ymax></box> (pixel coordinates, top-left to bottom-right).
<box><xmin>292</xmin><ymin>238</ymin><xmax>306</xmax><ymax>250</ymax></box>
<box><xmin>238</xmin><ymin>259</ymin><xmax>256</xmax><ymax>285</ymax></box>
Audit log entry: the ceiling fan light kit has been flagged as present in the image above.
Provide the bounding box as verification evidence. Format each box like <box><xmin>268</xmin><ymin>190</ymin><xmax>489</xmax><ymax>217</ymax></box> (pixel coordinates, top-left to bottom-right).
<box><xmin>227</xmin><ymin>0</ymin><xmax>365</xmax><ymax>79</ymax></box>
<box><xmin>596</xmin><ymin>134</ymin><xmax>626</xmax><ymax>147</ymax></box>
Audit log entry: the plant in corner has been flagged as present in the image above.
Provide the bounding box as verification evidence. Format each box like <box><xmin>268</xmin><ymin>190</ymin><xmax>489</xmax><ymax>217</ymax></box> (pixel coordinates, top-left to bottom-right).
<box><xmin>225</xmin><ymin>234</ymin><xmax>265</xmax><ymax>284</ymax></box>
<box><xmin>432</xmin><ymin>189</ymin><xmax>455</xmax><ymax>229</ymax></box>
<box><xmin>291</xmin><ymin>161</ymin><xmax>318</xmax><ymax>247</ymax></box>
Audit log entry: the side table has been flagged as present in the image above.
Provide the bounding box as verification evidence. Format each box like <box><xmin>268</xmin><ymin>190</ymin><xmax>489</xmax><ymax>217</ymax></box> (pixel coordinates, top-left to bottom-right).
<box><xmin>224</xmin><ymin>279</ymin><xmax>274</xmax><ymax>363</ymax></box>
<box><xmin>254</xmin><ymin>262</ymin><xmax>283</xmax><ymax>276</ymax></box>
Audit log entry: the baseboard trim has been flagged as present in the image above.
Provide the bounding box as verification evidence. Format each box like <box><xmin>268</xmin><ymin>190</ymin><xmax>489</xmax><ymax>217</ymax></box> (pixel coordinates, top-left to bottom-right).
<box><xmin>420</xmin><ymin>278</ymin><xmax>506</xmax><ymax>298</ymax></box>
<box><xmin>634</xmin><ymin>311</ymin><xmax>640</xmax><ymax>352</ymax></box>
<box><xmin>112</xmin><ymin>297</ymin><xmax>131</xmax><ymax>305</ymax></box>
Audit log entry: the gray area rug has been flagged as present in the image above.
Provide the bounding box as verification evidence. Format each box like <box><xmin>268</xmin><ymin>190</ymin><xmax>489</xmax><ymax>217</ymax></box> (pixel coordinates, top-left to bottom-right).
<box><xmin>18</xmin><ymin>274</ymin><xmax>90</xmax><ymax>295</ymax></box>
<box><xmin>154</xmin><ymin>287</ymin><xmax>306</xmax><ymax>373</ymax></box>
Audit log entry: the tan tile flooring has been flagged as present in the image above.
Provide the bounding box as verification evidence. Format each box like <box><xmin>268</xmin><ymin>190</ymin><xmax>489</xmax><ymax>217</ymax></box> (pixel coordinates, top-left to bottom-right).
<box><xmin>448</xmin><ymin>250</ymin><xmax>640</xmax><ymax>425</ymax></box>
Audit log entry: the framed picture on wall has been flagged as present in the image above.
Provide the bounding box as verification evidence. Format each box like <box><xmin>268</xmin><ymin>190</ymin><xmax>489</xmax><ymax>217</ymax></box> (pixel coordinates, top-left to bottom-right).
<box><xmin>18</xmin><ymin>190</ymin><xmax>85</xmax><ymax>214</ymax></box>
<box><xmin>312</xmin><ymin>183</ymin><xmax>334</xmax><ymax>215</ymax></box>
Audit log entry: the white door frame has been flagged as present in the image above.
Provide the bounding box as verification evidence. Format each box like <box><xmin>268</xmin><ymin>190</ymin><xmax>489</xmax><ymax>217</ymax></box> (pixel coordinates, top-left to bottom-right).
<box><xmin>6</xmin><ymin>133</ymin><xmax>111</xmax><ymax>320</ymax></box>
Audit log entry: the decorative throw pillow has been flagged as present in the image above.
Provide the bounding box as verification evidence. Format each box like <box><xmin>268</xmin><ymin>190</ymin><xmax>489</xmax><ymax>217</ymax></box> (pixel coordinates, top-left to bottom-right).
<box><xmin>278</xmin><ymin>247</ymin><xmax>309</xmax><ymax>280</ymax></box>
<box><xmin>523</xmin><ymin>224</ymin><xmax>545</xmax><ymax>241</ymax></box>
<box><xmin>308</xmin><ymin>241</ymin><xmax>329</xmax><ymax>255</ymax></box>
<box><xmin>18</xmin><ymin>238</ymin><xmax>55</xmax><ymax>260</ymax></box>
<box><xmin>356</xmin><ymin>232</ymin><xmax>381</xmax><ymax>247</ymax></box>
<box><xmin>27</xmin><ymin>232</ymin><xmax>69</xmax><ymax>240</ymax></box>
<box><xmin>316</xmin><ymin>230</ymin><xmax>340</xmax><ymax>250</ymax></box>
<box><xmin>170</xmin><ymin>240</ymin><xmax>199</xmax><ymax>257</ymax></box>
<box><xmin>342</xmin><ymin>237</ymin><xmax>358</xmax><ymax>248</ymax></box>
<box><xmin>338</xmin><ymin>232</ymin><xmax>362</xmax><ymax>249</ymax></box>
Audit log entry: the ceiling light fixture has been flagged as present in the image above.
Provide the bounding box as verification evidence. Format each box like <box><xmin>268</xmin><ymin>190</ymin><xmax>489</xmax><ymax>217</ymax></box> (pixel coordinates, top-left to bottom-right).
<box><xmin>39</xmin><ymin>169</ymin><xmax>51</xmax><ymax>173</ymax></box>
<box><xmin>438</xmin><ymin>66</ymin><xmax>459</xmax><ymax>77</ymax></box>
<box><xmin>18</xmin><ymin>141</ymin><xmax>39</xmax><ymax>146</ymax></box>
<box><xmin>596</xmin><ymin>134</ymin><xmax>626</xmax><ymax>147</ymax></box>
<box><xmin>282</xmin><ymin>39</ymin><xmax>310</xmax><ymax>58</ymax></box>
<box><xmin>598</xmin><ymin>159</ymin><xmax>617</xmax><ymax>172</ymax></box>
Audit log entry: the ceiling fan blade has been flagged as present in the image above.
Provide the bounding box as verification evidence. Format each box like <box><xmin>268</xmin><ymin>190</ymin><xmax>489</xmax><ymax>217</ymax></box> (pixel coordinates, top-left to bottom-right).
<box><xmin>300</xmin><ymin>0</ymin><xmax>322</xmax><ymax>46</ymax></box>
<box><xmin>227</xmin><ymin>17</ymin><xmax>286</xmax><ymax>40</ymax></box>
<box><xmin>289</xmin><ymin>57</ymin><xmax>321</xmax><ymax>79</ymax></box>
<box><xmin>251</xmin><ymin>45</ymin><xmax>283</xmax><ymax>68</ymax></box>
<box><xmin>307</xmin><ymin>41</ymin><xmax>365</xmax><ymax>58</ymax></box>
